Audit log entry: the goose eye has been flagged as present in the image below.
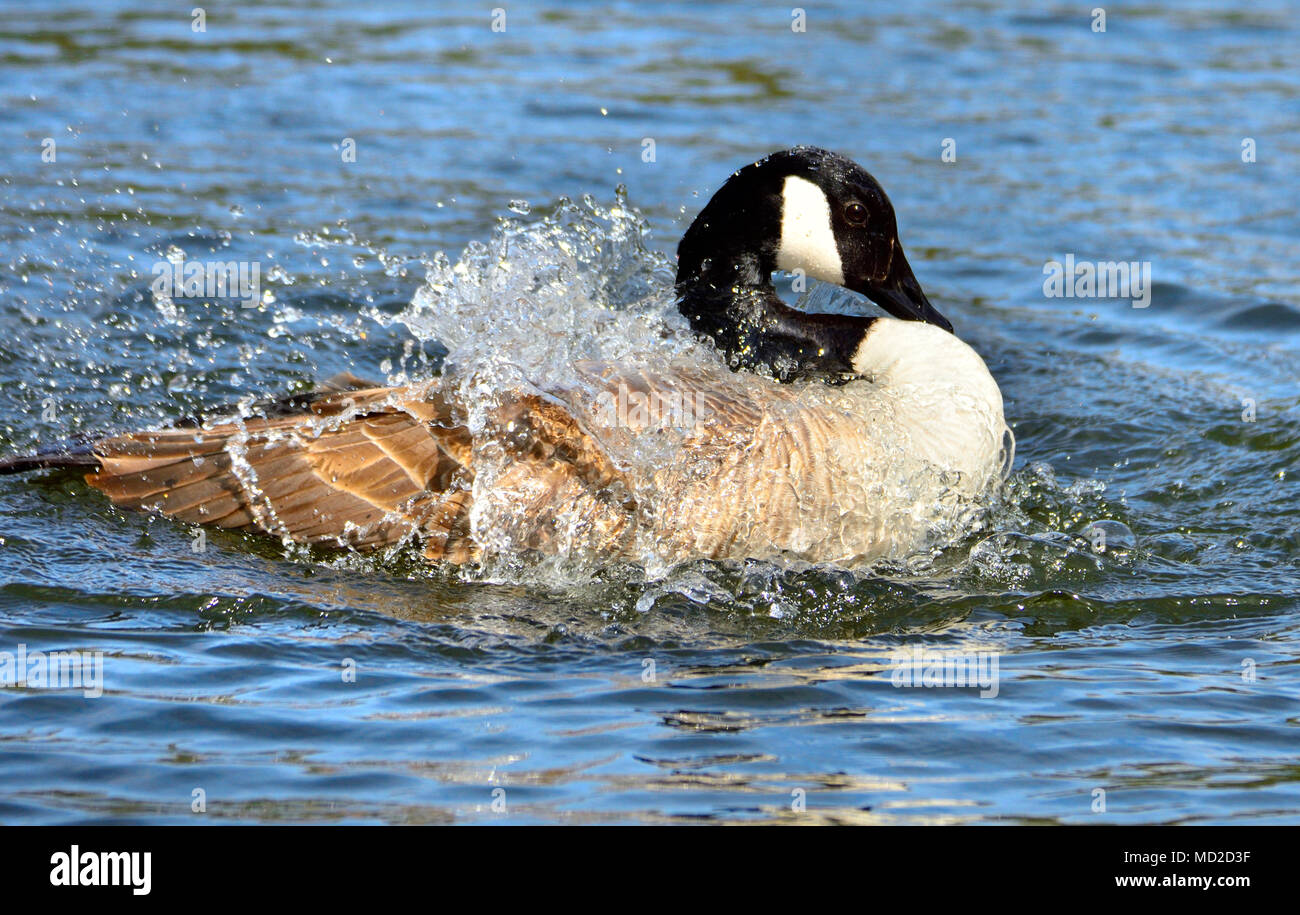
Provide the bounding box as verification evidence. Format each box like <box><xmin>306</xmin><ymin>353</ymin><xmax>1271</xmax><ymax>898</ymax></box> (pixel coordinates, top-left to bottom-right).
<box><xmin>845</xmin><ymin>202</ymin><xmax>869</xmax><ymax>226</ymax></box>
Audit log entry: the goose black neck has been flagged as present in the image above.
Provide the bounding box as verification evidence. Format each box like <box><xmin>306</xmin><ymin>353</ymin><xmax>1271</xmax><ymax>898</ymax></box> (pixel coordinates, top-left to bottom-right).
<box><xmin>675</xmin><ymin>245</ymin><xmax>875</xmax><ymax>383</ymax></box>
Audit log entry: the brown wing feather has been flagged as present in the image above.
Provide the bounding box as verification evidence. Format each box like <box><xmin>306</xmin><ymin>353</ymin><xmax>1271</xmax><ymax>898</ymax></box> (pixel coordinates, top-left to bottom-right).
<box><xmin>85</xmin><ymin>380</ymin><xmax>475</xmax><ymax>553</ymax></box>
<box><xmin>79</xmin><ymin>361</ymin><xmax>862</xmax><ymax>566</ymax></box>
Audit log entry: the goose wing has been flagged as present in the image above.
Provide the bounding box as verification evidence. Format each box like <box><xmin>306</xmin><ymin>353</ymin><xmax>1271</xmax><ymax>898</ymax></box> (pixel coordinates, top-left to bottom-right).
<box><xmin>85</xmin><ymin>377</ymin><xmax>476</xmax><ymax>555</ymax></box>
<box><xmin>81</xmin><ymin>361</ymin><xmax>873</xmax><ymax>566</ymax></box>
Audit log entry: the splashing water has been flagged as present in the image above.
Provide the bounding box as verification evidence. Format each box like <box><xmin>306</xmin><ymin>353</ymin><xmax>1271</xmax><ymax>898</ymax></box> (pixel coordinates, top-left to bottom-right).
<box><xmin>365</xmin><ymin>192</ymin><xmax>1013</xmax><ymax>585</ymax></box>
<box><xmin>5</xmin><ymin>0</ymin><xmax>1297</xmax><ymax>827</ymax></box>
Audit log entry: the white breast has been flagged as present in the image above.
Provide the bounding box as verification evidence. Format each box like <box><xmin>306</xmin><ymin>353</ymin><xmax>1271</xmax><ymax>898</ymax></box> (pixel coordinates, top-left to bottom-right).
<box><xmin>851</xmin><ymin>319</ymin><xmax>1007</xmax><ymax>490</ymax></box>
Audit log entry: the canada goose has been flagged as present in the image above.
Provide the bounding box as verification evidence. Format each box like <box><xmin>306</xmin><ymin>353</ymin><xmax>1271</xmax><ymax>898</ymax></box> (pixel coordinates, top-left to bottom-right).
<box><xmin>1</xmin><ymin>147</ymin><xmax>1008</xmax><ymax>569</ymax></box>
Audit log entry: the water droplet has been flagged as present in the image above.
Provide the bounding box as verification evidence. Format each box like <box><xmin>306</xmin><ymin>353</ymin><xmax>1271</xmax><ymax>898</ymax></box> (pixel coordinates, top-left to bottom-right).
<box><xmin>1078</xmin><ymin>520</ymin><xmax>1137</xmax><ymax>554</ymax></box>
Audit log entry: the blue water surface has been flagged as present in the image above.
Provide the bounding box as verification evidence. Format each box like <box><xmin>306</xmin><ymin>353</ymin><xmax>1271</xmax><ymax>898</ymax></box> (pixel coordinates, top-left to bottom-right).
<box><xmin>0</xmin><ymin>0</ymin><xmax>1297</xmax><ymax>824</ymax></box>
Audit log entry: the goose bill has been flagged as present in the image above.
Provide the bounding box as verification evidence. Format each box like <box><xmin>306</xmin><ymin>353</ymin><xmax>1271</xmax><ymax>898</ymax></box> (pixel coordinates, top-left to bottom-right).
<box><xmin>860</xmin><ymin>251</ymin><xmax>953</xmax><ymax>333</ymax></box>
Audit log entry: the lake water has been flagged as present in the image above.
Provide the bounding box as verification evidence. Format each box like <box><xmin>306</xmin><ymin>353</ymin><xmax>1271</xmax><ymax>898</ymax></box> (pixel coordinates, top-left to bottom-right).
<box><xmin>0</xmin><ymin>0</ymin><xmax>1297</xmax><ymax>824</ymax></box>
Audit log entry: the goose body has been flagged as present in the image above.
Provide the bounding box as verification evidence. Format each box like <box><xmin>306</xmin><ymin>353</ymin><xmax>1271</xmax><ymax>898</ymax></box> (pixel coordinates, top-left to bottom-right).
<box><xmin>2</xmin><ymin>148</ymin><xmax>1008</xmax><ymax>570</ymax></box>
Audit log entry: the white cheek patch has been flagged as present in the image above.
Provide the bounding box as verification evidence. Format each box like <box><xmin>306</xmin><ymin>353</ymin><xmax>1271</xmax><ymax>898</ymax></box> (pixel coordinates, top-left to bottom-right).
<box><xmin>775</xmin><ymin>175</ymin><xmax>844</xmax><ymax>286</ymax></box>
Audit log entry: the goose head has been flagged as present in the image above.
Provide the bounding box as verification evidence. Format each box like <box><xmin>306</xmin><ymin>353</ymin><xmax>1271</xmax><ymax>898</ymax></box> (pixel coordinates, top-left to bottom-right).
<box><xmin>676</xmin><ymin>146</ymin><xmax>951</xmax><ymax>380</ymax></box>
